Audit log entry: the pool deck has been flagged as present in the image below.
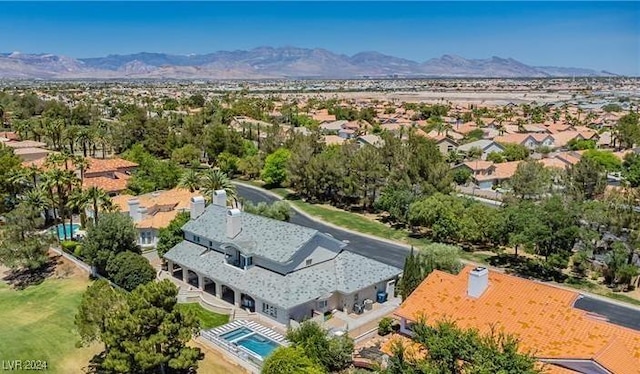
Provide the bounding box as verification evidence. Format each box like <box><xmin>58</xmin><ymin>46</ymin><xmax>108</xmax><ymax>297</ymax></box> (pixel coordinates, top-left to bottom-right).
<box><xmin>200</xmin><ymin>320</ymin><xmax>288</xmax><ymax>372</ymax></box>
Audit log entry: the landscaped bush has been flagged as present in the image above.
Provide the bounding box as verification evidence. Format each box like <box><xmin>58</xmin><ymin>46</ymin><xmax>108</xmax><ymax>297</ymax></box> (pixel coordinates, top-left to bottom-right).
<box><xmin>60</xmin><ymin>240</ymin><xmax>78</xmax><ymax>254</ymax></box>
<box><xmin>378</xmin><ymin>317</ymin><xmax>394</xmax><ymax>336</ymax></box>
<box><xmin>105</xmin><ymin>252</ymin><xmax>155</xmax><ymax>291</ymax></box>
<box><xmin>73</xmin><ymin>245</ymin><xmax>83</xmax><ymax>259</ymax></box>
<box><xmin>547</xmin><ymin>253</ymin><xmax>570</xmax><ymax>270</ymax></box>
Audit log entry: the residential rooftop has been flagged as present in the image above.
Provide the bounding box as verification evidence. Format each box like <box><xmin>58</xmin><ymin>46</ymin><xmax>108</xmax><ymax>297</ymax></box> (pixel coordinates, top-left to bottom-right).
<box><xmin>182</xmin><ymin>203</ymin><xmax>343</xmax><ymax>263</ymax></box>
<box><xmin>164</xmin><ymin>240</ymin><xmax>400</xmax><ymax>309</ymax></box>
<box><xmin>395</xmin><ymin>266</ymin><xmax>640</xmax><ymax>374</ymax></box>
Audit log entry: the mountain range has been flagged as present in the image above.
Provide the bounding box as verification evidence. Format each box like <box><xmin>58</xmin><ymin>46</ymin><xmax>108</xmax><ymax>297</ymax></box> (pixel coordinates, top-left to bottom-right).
<box><xmin>0</xmin><ymin>47</ymin><xmax>617</xmax><ymax>79</ymax></box>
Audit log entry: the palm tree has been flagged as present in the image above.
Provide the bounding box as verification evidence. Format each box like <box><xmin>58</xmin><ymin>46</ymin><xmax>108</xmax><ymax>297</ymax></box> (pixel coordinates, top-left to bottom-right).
<box><xmin>73</xmin><ymin>155</ymin><xmax>90</xmax><ymax>185</ymax></box>
<box><xmin>201</xmin><ymin>169</ymin><xmax>236</xmax><ymax>204</ymax></box>
<box><xmin>21</xmin><ymin>188</ymin><xmax>51</xmax><ymax>221</ymax></box>
<box><xmin>47</xmin><ymin>169</ymin><xmax>79</xmax><ymax>240</ymax></box>
<box><xmin>39</xmin><ymin>171</ymin><xmax>59</xmax><ymax>222</ymax></box>
<box><xmin>67</xmin><ymin>188</ymin><xmax>89</xmax><ymax>230</ymax></box>
<box><xmin>179</xmin><ymin>168</ymin><xmax>201</xmax><ymax>193</ymax></box>
<box><xmin>85</xmin><ymin>186</ymin><xmax>111</xmax><ymax>225</ymax></box>
<box><xmin>63</xmin><ymin>125</ymin><xmax>80</xmax><ymax>154</ymax></box>
<box><xmin>77</xmin><ymin>127</ymin><xmax>94</xmax><ymax>157</ymax></box>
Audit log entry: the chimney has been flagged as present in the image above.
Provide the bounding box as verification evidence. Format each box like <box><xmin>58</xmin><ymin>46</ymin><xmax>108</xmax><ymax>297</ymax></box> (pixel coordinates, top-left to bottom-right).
<box><xmin>226</xmin><ymin>209</ymin><xmax>242</xmax><ymax>238</ymax></box>
<box><xmin>467</xmin><ymin>267</ymin><xmax>489</xmax><ymax>298</ymax></box>
<box><xmin>127</xmin><ymin>199</ymin><xmax>141</xmax><ymax>223</ymax></box>
<box><xmin>190</xmin><ymin>196</ymin><xmax>205</xmax><ymax>220</ymax></box>
<box><xmin>213</xmin><ymin>189</ymin><xmax>227</xmax><ymax>207</ymax></box>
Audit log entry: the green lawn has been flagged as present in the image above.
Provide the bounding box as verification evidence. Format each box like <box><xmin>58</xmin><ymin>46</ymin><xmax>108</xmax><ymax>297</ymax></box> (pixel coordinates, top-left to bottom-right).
<box><xmin>176</xmin><ymin>303</ymin><xmax>229</xmax><ymax>329</ymax></box>
<box><xmin>261</xmin><ymin>186</ymin><xmax>430</xmax><ymax>248</ymax></box>
<box><xmin>0</xmin><ymin>274</ymin><xmax>98</xmax><ymax>373</ymax></box>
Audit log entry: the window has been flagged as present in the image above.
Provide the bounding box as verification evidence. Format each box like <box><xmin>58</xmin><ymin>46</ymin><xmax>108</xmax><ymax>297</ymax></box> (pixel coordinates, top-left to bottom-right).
<box><xmin>305</xmin><ymin>259</ymin><xmax>313</xmax><ymax>266</ymax></box>
<box><xmin>239</xmin><ymin>255</ymin><xmax>253</xmax><ymax>269</ymax></box>
<box><xmin>209</xmin><ymin>240</ymin><xmax>213</xmax><ymax>248</ymax></box>
<box><xmin>262</xmin><ymin>303</ymin><xmax>278</xmax><ymax>318</ymax></box>
<box><xmin>317</xmin><ymin>300</ymin><xmax>328</xmax><ymax>309</ymax></box>
<box><xmin>193</xmin><ymin>235</ymin><xmax>200</xmax><ymax>243</ymax></box>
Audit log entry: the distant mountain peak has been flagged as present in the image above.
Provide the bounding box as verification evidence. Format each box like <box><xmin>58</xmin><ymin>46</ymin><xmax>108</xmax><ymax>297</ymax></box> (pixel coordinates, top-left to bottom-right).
<box><xmin>0</xmin><ymin>47</ymin><xmax>617</xmax><ymax>79</ymax></box>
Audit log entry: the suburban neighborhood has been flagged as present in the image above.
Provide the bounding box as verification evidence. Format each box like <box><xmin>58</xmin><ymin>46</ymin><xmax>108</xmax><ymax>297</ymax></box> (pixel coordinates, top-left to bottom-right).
<box><xmin>0</xmin><ymin>2</ymin><xmax>639</xmax><ymax>371</ymax></box>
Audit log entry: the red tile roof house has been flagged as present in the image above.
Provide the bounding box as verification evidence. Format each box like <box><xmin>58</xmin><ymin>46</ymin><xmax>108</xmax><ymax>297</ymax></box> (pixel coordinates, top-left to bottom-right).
<box><xmin>24</xmin><ymin>156</ymin><xmax>138</xmax><ymax>196</ymax></box>
<box><xmin>454</xmin><ymin>160</ymin><xmax>521</xmax><ymax>190</ymax></box>
<box><xmin>551</xmin><ymin>131</ymin><xmax>599</xmax><ymax>150</ymax></box>
<box><xmin>394</xmin><ymin>266</ymin><xmax>640</xmax><ymax>374</ymax></box>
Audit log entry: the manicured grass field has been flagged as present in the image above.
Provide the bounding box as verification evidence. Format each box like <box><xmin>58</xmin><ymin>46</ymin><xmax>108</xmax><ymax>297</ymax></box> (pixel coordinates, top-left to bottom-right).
<box><xmin>0</xmin><ymin>272</ymin><xmax>99</xmax><ymax>373</ymax></box>
<box><xmin>267</xmin><ymin>187</ymin><xmax>431</xmax><ymax>247</ymax></box>
<box><xmin>176</xmin><ymin>303</ymin><xmax>229</xmax><ymax>329</ymax></box>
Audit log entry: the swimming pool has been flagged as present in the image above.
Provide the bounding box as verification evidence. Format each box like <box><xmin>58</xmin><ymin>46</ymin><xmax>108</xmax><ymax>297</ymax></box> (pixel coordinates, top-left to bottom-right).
<box><xmin>51</xmin><ymin>223</ymin><xmax>80</xmax><ymax>240</ymax></box>
<box><xmin>236</xmin><ymin>334</ymin><xmax>280</xmax><ymax>358</ymax></box>
<box><xmin>220</xmin><ymin>327</ymin><xmax>253</xmax><ymax>341</ymax></box>
<box><xmin>219</xmin><ymin>326</ymin><xmax>281</xmax><ymax>359</ymax></box>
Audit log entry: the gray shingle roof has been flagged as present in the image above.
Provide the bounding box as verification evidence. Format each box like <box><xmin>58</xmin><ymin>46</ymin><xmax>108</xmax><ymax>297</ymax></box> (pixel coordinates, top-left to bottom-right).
<box><xmin>457</xmin><ymin>139</ymin><xmax>501</xmax><ymax>152</ymax></box>
<box><xmin>165</xmin><ymin>241</ymin><xmax>401</xmax><ymax>310</ymax></box>
<box><xmin>182</xmin><ymin>204</ymin><xmax>321</xmax><ymax>263</ymax></box>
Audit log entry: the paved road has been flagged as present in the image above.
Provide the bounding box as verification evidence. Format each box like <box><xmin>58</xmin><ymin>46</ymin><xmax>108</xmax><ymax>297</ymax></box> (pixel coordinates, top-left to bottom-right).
<box><xmin>574</xmin><ymin>295</ymin><xmax>640</xmax><ymax>331</ymax></box>
<box><xmin>236</xmin><ymin>183</ymin><xmax>640</xmax><ymax>331</ymax></box>
<box><xmin>236</xmin><ymin>184</ymin><xmax>409</xmax><ymax>269</ymax></box>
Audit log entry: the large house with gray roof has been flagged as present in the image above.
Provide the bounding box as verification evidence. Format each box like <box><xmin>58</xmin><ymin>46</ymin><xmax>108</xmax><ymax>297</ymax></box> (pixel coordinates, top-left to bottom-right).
<box><xmin>164</xmin><ymin>190</ymin><xmax>401</xmax><ymax>326</ymax></box>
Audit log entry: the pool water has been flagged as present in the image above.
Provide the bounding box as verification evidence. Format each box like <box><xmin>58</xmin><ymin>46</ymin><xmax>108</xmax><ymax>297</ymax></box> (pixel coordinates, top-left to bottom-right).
<box><xmin>220</xmin><ymin>327</ymin><xmax>253</xmax><ymax>341</ymax></box>
<box><xmin>51</xmin><ymin>223</ymin><xmax>80</xmax><ymax>240</ymax></box>
<box><xmin>236</xmin><ymin>334</ymin><xmax>279</xmax><ymax>358</ymax></box>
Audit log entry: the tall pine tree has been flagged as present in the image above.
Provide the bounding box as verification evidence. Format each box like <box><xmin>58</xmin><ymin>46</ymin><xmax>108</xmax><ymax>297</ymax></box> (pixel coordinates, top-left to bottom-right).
<box><xmin>399</xmin><ymin>247</ymin><xmax>422</xmax><ymax>300</ymax></box>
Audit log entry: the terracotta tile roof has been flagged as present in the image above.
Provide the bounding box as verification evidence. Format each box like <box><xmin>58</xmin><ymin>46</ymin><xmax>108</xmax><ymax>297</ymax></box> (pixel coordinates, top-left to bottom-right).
<box><xmin>555</xmin><ymin>152</ymin><xmax>582</xmax><ymax>166</ymax></box>
<box><xmin>85</xmin><ymin>157</ymin><xmax>138</xmax><ymax>175</ymax></box>
<box><xmin>323</xmin><ymin>135</ymin><xmax>345</xmax><ymax>145</ymax></box>
<box><xmin>113</xmin><ymin>188</ymin><xmax>199</xmax><ymax>229</ymax></box>
<box><xmin>551</xmin><ymin>131</ymin><xmax>590</xmax><ymax>148</ymax></box>
<box><xmin>22</xmin><ymin>156</ymin><xmax>137</xmax><ymax>175</ymax></box>
<box><xmin>453</xmin><ymin>121</ymin><xmax>479</xmax><ymax>134</ymax></box>
<box><xmin>395</xmin><ymin>266</ymin><xmax>640</xmax><ymax>374</ymax></box>
<box><xmin>137</xmin><ymin>210</ymin><xmax>181</xmax><ymax>230</ymax></box>
<box><xmin>495</xmin><ymin>133</ymin><xmax>553</xmax><ymax>145</ymax></box>
<box><xmin>462</xmin><ymin>160</ymin><xmax>494</xmax><ymax>171</ymax></box>
<box><xmin>12</xmin><ymin>147</ymin><xmax>50</xmax><ymax>156</ymax></box>
<box><xmin>539</xmin><ymin>158</ymin><xmax>569</xmax><ymax>170</ymax></box>
<box><xmin>3</xmin><ymin>140</ymin><xmax>47</xmax><ymax>149</ymax></box>
<box><xmin>427</xmin><ymin>129</ymin><xmax>464</xmax><ymax>140</ymax></box>
<box><xmin>474</xmin><ymin>161</ymin><xmax>521</xmax><ymax>182</ymax></box>
<box><xmin>112</xmin><ymin>188</ymin><xmax>195</xmax><ymax>213</ymax></box>
<box><xmin>82</xmin><ymin>174</ymin><xmax>130</xmax><ymax>193</ymax></box>
<box><xmin>0</xmin><ymin>131</ymin><xmax>19</xmax><ymax>140</ymax></box>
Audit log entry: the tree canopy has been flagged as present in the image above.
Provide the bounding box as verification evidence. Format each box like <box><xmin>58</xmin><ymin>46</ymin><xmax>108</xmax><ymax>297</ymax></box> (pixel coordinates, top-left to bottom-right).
<box><xmin>106</xmin><ymin>251</ymin><xmax>156</xmax><ymax>291</ymax></box>
<box><xmin>82</xmin><ymin>212</ymin><xmax>140</xmax><ymax>274</ymax></box>
<box><xmin>75</xmin><ymin>279</ymin><xmax>203</xmax><ymax>373</ymax></box>
<box><xmin>384</xmin><ymin>319</ymin><xmax>541</xmax><ymax>374</ymax></box>
<box><xmin>157</xmin><ymin>212</ymin><xmax>190</xmax><ymax>257</ymax></box>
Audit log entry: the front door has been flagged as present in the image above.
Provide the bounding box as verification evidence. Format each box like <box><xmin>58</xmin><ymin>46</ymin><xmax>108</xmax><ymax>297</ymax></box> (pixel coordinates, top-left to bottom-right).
<box><xmin>386</xmin><ymin>280</ymin><xmax>396</xmax><ymax>299</ymax></box>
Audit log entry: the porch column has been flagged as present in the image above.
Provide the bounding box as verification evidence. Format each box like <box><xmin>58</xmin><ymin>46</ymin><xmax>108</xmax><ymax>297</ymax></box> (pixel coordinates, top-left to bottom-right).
<box><xmin>197</xmin><ymin>274</ymin><xmax>204</xmax><ymax>290</ymax></box>
<box><xmin>167</xmin><ymin>261</ymin><xmax>173</xmax><ymax>274</ymax></box>
<box><xmin>215</xmin><ymin>282</ymin><xmax>222</xmax><ymax>299</ymax></box>
<box><xmin>234</xmin><ymin>289</ymin><xmax>241</xmax><ymax>307</ymax></box>
<box><xmin>182</xmin><ymin>267</ymin><xmax>189</xmax><ymax>283</ymax></box>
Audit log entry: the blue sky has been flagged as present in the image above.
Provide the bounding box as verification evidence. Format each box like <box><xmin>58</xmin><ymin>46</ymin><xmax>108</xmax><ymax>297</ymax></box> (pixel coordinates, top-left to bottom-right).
<box><xmin>1</xmin><ymin>1</ymin><xmax>638</xmax><ymax>75</ymax></box>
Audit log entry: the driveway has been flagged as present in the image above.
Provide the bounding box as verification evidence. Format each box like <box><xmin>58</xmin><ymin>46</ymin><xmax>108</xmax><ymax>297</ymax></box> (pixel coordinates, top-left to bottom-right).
<box><xmin>235</xmin><ymin>183</ymin><xmax>640</xmax><ymax>331</ymax></box>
